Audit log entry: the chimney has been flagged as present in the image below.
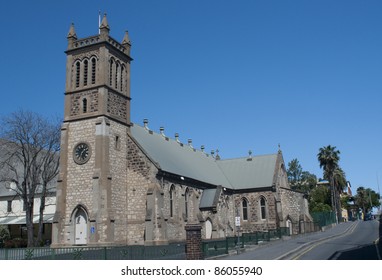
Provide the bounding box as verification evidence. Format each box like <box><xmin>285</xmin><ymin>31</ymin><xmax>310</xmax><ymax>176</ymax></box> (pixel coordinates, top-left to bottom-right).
<box><xmin>211</xmin><ymin>150</ymin><xmax>215</xmax><ymax>157</ymax></box>
<box><xmin>201</xmin><ymin>145</ymin><xmax>205</xmax><ymax>152</ymax></box>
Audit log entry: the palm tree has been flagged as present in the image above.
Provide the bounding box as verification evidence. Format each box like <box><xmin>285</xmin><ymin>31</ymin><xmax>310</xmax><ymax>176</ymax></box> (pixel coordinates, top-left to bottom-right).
<box><xmin>317</xmin><ymin>145</ymin><xmax>341</xmax><ymax>222</ymax></box>
<box><xmin>333</xmin><ymin>167</ymin><xmax>347</xmax><ymax>221</ymax></box>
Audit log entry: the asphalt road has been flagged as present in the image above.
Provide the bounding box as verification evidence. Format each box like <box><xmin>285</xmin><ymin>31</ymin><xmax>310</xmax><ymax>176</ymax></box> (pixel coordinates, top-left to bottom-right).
<box><xmin>219</xmin><ymin>219</ymin><xmax>381</xmax><ymax>260</ymax></box>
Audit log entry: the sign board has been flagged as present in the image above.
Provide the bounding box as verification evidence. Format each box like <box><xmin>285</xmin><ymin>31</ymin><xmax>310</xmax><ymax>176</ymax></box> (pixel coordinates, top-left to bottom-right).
<box><xmin>235</xmin><ymin>216</ymin><xmax>241</xmax><ymax>227</ymax></box>
<box><xmin>91</xmin><ymin>226</ymin><xmax>95</xmax><ymax>234</ymax></box>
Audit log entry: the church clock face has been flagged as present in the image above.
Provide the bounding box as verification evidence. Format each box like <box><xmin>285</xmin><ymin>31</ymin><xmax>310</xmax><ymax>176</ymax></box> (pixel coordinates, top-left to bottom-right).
<box><xmin>73</xmin><ymin>142</ymin><xmax>91</xmax><ymax>164</ymax></box>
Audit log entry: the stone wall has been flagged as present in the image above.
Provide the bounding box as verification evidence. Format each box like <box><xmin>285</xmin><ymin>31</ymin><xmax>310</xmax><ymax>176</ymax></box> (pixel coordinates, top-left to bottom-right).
<box><xmin>280</xmin><ymin>187</ymin><xmax>311</xmax><ymax>234</ymax></box>
<box><xmin>109</xmin><ymin>121</ymin><xmax>129</xmax><ymax>244</ymax></box>
<box><xmin>233</xmin><ymin>191</ymin><xmax>278</xmax><ymax>233</ymax></box>
<box><xmin>125</xmin><ymin>134</ymin><xmax>159</xmax><ymax>245</ymax></box>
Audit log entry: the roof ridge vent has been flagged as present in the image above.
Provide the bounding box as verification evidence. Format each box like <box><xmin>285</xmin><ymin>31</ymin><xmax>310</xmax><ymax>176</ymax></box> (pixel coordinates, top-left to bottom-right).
<box><xmin>247</xmin><ymin>150</ymin><xmax>253</xmax><ymax>161</ymax></box>
<box><xmin>188</xmin><ymin>139</ymin><xmax>193</xmax><ymax>148</ymax></box>
<box><xmin>175</xmin><ymin>133</ymin><xmax>181</xmax><ymax>143</ymax></box>
<box><xmin>160</xmin><ymin>126</ymin><xmax>166</xmax><ymax>137</ymax></box>
<box><xmin>143</xmin><ymin>119</ymin><xmax>149</xmax><ymax>130</ymax></box>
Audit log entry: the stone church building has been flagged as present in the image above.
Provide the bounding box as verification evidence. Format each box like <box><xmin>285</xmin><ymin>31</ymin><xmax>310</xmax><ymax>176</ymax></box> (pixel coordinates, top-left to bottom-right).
<box><xmin>51</xmin><ymin>15</ymin><xmax>312</xmax><ymax>247</ymax></box>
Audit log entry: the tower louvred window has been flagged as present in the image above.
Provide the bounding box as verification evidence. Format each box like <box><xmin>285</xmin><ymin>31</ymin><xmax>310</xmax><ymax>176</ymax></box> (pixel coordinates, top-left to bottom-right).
<box><xmin>91</xmin><ymin>58</ymin><xmax>96</xmax><ymax>84</ymax></box>
<box><xmin>75</xmin><ymin>61</ymin><xmax>80</xmax><ymax>88</ymax></box>
<box><xmin>84</xmin><ymin>60</ymin><xmax>88</xmax><ymax>86</ymax></box>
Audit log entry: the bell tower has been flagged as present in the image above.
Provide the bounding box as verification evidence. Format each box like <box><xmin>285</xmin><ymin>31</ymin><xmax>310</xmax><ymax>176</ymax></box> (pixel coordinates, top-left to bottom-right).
<box><xmin>52</xmin><ymin>15</ymin><xmax>133</xmax><ymax>247</ymax></box>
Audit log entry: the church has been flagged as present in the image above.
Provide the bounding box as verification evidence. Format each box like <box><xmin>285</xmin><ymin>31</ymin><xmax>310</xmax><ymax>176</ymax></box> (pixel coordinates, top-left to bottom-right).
<box><xmin>51</xmin><ymin>15</ymin><xmax>312</xmax><ymax>247</ymax></box>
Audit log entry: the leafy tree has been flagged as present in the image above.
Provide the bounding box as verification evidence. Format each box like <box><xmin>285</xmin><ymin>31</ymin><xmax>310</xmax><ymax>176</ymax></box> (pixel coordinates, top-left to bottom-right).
<box><xmin>317</xmin><ymin>145</ymin><xmax>342</xmax><ymax>222</ymax></box>
<box><xmin>309</xmin><ymin>185</ymin><xmax>331</xmax><ymax>212</ymax></box>
<box><xmin>354</xmin><ymin>186</ymin><xmax>381</xmax><ymax>218</ymax></box>
<box><xmin>287</xmin><ymin>158</ymin><xmax>303</xmax><ymax>186</ymax></box>
<box><xmin>0</xmin><ymin>110</ymin><xmax>60</xmax><ymax>247</ymax></box>
<box><xmin>287</xmin><ymin>158</ymin><xmax>317</xmax><ymax>193</ymax></box>
<box><xmin>0</xmin><ymin>225</ymin><xmax>10</xmax><ymax>247</ymax></box>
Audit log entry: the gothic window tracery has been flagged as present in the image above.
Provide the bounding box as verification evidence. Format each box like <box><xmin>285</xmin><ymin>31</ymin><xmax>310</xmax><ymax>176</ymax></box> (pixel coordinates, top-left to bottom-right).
<box><xmin>242</xmin><ymin>198</ymin><xmax>249</xmax><ymax>221</ymax></box>
<box><xmin>260</xmin><ymin>196</ymin><xmax>267</xmax><ymax>220</ymax></box>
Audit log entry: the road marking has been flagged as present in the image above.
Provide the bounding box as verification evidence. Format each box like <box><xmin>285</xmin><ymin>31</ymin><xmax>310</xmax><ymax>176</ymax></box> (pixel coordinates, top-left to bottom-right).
<box><xmin>287</xmin><ymin>221</ymin><xmax>359</xmax><ymax>260</ymax></box>
<box><xmin>374</xmin><ymin>238</ymin><xmax>381</xmax><ymax>260</ymax></box>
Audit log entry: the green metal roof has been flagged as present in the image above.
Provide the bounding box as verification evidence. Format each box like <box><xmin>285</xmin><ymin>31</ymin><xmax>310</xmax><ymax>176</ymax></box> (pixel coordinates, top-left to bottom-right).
<box><xmin>130</xmin><ymin>124</ymin><xmax>278</xmax><ymax>190</ymax></box>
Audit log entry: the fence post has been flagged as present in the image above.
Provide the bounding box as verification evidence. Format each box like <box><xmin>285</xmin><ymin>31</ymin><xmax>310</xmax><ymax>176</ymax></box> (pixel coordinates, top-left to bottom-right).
<box><xmin>103</xmin><ymin>247</ymin><xmax>107</xmax><ymax>260</ymax></box>
<box><xmin>185</xmin><ymin>223</ymin><xmax>203</xmax><ymax>260</ymax></box>
<box><xmin>51</xmin><ymin>248</ymin><xmax>56</xmax><ymax>260</ymax></box>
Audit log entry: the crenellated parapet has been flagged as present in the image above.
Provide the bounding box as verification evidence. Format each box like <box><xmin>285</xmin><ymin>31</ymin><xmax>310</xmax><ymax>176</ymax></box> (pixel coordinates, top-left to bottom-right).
<box><xmin>66</xmin><ymin>14</ymin><xmax>131</xmax><ymax>57</ymax></box>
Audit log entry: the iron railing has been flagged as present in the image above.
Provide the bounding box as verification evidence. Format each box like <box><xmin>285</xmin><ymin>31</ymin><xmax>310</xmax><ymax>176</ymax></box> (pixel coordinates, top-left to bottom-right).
<box><xmin>0</xmin><ymin>243</ymin><xmax>186</xmax><ymax>260</ymax></box>
<box><xmin>202</xmin><ymin>227</ymin><xmax>291</xmax><ymax>258</ymax></box>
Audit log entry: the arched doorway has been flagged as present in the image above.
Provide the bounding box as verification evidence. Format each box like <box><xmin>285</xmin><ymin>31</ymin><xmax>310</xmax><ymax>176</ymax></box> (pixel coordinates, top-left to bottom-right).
<box><xmin>74</xmin><ymin>208</ymin><xmax>88</xmax><ymax>245</ymax></box>
<box><xmin>286</xmin><ymin>219</ymin><xmax>293</xmax><ymax>236</ymax></box>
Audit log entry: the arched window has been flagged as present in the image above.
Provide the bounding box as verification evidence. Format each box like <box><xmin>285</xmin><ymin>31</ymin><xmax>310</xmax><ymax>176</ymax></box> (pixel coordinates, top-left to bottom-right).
<box><xmin>260</xmin><ymin>197</ymin><xmax>267</xmax><ymax>220</ymax></box>
<box><xmin>120</xmin><ymin>64</ymin><xmax>125</xmax><ymax>92</ymax></box>
<box><xmin>185</xmin><ymin>188</ymin><xmax>189</xmax><ymax>220</ymax></box>
<box><xmin>170</xmin><ymin>185</ymin><xmax>175</xmax><ymax>218</ymax></box>
<box><xmin>115</xmin><ymin>62</ymin><xmax>120</xmax><ymax>90</ymax></box>
<box><xmin>83</xmin><ymin>60</ymin><xmax>88</xmax><ymax>86</ymax></box>
<box><xmin>242</xmin><ymin>198</ymin><xmax>249</xmax><ymax>221</ymax></box>
<box><xmin>82</xmin><ymin>98</ymin><xmax>87</xmax><ymax>113</ymax></box>
<box><xmin>75</xmin><ymin>61</ymin><xmax>80</xmax><ymax>88</ymax></box>
<box><xmin>91</xmin><ymin>58</ymin><xmax>96</xmax><ymax>84</ymax></box>
<box><xmin>109</xmin><ymin>59</ymin><xmax>114</xmax><ymax>87</ymax></box>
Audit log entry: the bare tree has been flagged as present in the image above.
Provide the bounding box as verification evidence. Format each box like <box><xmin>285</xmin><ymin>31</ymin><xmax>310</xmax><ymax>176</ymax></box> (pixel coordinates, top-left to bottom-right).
<box><xmin>0</xmin><ymin>110</ymin><xmax>60</xmax><ymax>247</ymax></box>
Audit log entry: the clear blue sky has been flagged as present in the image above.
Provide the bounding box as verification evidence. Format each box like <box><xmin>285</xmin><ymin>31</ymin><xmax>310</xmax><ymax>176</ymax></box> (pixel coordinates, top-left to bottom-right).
<box><xmin>1</xmin><ymin>1</ymin><xmax>381</xmax><ymax>196</ymax></box>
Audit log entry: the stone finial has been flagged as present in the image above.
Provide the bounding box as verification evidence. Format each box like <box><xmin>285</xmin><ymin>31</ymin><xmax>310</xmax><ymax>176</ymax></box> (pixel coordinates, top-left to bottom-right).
<box><xmin>67</xmin><ymin>23</ymin><xmax>77</xmax><ymax>39</ymax></box>
<box><xmin>122</xmin><ymin>31</ymin><xmax>132</xmax><ymax>56</ymax></box>
<box><xmin>99</xmin><ymin>13</ymin><xmax>110</xmax><ymax>37</ymax></box>
<box><xmin>67</xmin><ymin>23</ymin><xmax>77</xmax><ymax>49</ymax></box>
<box><xmin>122</xmin><ymin>31</ymin><xmax>131</xmax><ymax>45</ymax></box>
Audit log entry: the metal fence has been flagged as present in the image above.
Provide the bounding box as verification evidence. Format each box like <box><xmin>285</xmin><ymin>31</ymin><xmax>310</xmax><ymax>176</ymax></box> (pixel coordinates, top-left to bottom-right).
<box><xmin>0</xmin><ymin>243</ymin><xmax>186</xmax><ymax>260</ymax></box>
<box><xmin>202</xmin><ymin>227</ymin><xmax>291</xmax><ymax>258</ymax></box>
<box><xmin>310</xmin><ymin>211</ymin><xmax>336</xmax><ymax>228</ymax></box>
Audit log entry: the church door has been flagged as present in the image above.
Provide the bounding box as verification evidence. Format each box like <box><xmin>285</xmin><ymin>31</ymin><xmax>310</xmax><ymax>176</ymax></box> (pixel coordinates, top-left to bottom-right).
<box><xmin>75</xmin><ymin>209</ymin><xmax>87</xmax><ymax>245</ymax></box>
<box><xmin>286</xmin><ymin>219</ymin><xmax>293</xmax><ymax>236</ymax></box>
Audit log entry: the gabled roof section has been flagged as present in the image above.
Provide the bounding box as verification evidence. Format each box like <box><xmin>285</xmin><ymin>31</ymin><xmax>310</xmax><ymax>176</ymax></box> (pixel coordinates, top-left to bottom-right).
<box><xmin>130</xmin><ymin>123</ymin><xmax>279</xmax><ymax>190</ymax></box>
<box><xmin>217</xmin><ymin>155</ymin><xmax>278</xmax><ymax>190</ymax></box>
<box><xmin>130</xmin><ymin>124</ymin><xmax>231</xmax><ymax>187</ymax></box>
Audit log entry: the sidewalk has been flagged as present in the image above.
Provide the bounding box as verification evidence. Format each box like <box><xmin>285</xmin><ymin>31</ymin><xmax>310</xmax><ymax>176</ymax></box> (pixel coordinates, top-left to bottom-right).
<box><xmin>216</xmin><ymin>220</ymin><xmax>359</xmax><ymax>260</ymax></box>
